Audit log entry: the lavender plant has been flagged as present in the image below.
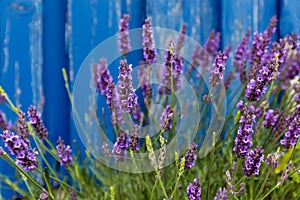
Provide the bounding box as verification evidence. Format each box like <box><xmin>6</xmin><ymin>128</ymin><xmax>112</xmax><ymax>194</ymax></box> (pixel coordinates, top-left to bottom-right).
<box><xmin>0</xmin><ymin>15</ymin><xmax>299</xmax><ymax>200</ymax></box>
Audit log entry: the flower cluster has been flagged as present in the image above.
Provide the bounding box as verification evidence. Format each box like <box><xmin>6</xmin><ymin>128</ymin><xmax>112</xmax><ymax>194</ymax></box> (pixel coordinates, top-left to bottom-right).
<box><xmin>17</xmin><ymin>111</ymin><xmax>30</xmax><ymax>144</ymax></box>
<box><xmin>38</xmin><ymin>189</ymin><xmax>48</xmax><ymax>200</ymax></box>
<box><xmin>243</xmin><ymin>146</ymin><xmax>264</xmax><ymax>177</ymax></box>
<box><xmin>129</xmin><ymin>125</ymin><xmax>140</xmax><ymax>151</ymax></box>
<box><xmin>0</xmin><ymin>130</ymin><xmax>38</xmax><ymax>171</ymax></box>
<box><xmin>210</xmin><ymin>51</ymin><xmax>228</xmax><ymax>87</ymax></box>
<box><xmin>263</xmin><ymin>109</ymin><xmax>279</xmax><ymax>128</ymax></box>
<box><xmin>184</xmin><ymin>142</ymin><xmax>198</xmax><ymax>169</ymax></box>
<box><xmin>142</xmin><ymin>18</ymin><xmax>157</xmax><ymax>64</ymax></box>
<box><xmin>112</xmin><ymin>130</ymin><xmax>129</xmax><ymax>161</ymax></box>
<box><xmin>56</xmin><ymin>137</ymin><xmax>72</xmax><ymax>168</ymax></box>
<box><xmin>138</xmin><ymin>62</ymin><xmax>152</xmax><ymax>104</ymax></box>
<box><xmin>213</xmin><ymin>188</ymin><xmax>228</xmax><ymax>200</ymax></box>
<box><xmin>160</xmin><ymin>105</ymin><xmax>173</xmax><ymax>132</ymax></box>
<box><xmin>28</xmin><ymin>106</ymin><xmax>48</xmax><ymax>140</ymax></box>
<box><xmin>278</xmin><ymin>161</ymin><xmax>295</xmax><ymax>185</ymax></box>
<box><xmin>118</xmin><ymin>59</ymin><xmax>138</xmax><ymax>112</ymax></box>
<box><xmin>158</xmin><ymin>42</ymin><xmax>184</xmax><ymax>94</ymax></box>
<box><xmin>234</xmin><ymin>29</ymin><xmax>251</xmax><ymax>73</ymax></box>
<box><xmin>186</xmin><ymin>178</ymin><xmax>201</xmax><ymax>200</ymax></box>
<box><xmin>266</xmin><ymin>152</ymin><xmax>283</xmax><ymax>168</ymax></box>
<box><xmin>95</xmin><ymin>58</ymin><xmax>114</xmax><ymax>96</ymax></box>
<box><xmin>118</xmin><ymin>14</ymin><xmax>131</xmax><ymax>56</ymax></box>
<box><xmin>233</xmin><ymin>101</ymin><xmax>256</xmax><ymax>158</ymax></box>
<box><xmin>280</xmin><ymin>105</ymin><xmax>300</xmax><ymax>149</ymax></box>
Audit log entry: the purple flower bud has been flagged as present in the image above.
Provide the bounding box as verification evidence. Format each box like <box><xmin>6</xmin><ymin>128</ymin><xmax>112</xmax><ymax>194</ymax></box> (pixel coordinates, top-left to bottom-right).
<box><xmin>176</xmin><ymin>23</ymin><xmax>187</xmax><ymax>53</ymax></box>
<box><xmin>142</xmin><ymin>18</ymin><xmax>157</xmax><ymax>64</ymax></box>
<box><xmin>186</xmin><ymin>178</ymin><xmax>201</xmax><ymax>200</ymax></box>
<box><xmin>129</xmin><ymin>125</ymin><xmax>140</xmax><ymax>151</ymax></box>
<box><xmin>266</xmin><ymin>152</ymin><xmax>283</xmax><ymax>168</ymax></box>
<box><xmin>160</xmin><ymin>105</ymin><xmax>173</xmax><ymax>132</ymax></box>
<box><xmin>39</xmin><ymin>189</ymin><xmax>48</xmax><ymax>200</ymax></box>
<box><xmin>118</xmin><ymin>60</ymin><xmax>138</xmax><ymax>113</ymax></box>
<box><xmin>118</xmin><ymin>14</ymin><xmax>131</xmax><ymax>56</ymax></box>
<box><xmin>138</xmin><ymin>63</ymin><xmax>153</xmax><ymax>104</ymax></box>
<box><xmin>95</xmin><ymin>58</ymin><xmax>114</xmax><ymax>96</ymax></box>
<box><xmin>184</xmin><ymin>142</ymin><xmax>198</xmax><ymax>170</ymax></box>
<box><xmin>225</xmin><ymin>170</ymin><xmax>235</xmax><ymax>195</ymax></box>
<box><xmin>17</xmin><ymin>111</ymin><xmax>30</xmax><ymax>144</ymax></box>
<box><xmin>243</xmin><ymin>147</ymin><xmax>264</xmax><ymax>177</ymax></box>
<box><xmin>69</xmin><ymin>188</ymin><xmax>77</xmax><ymax>200</ymax></box>
<box><xmin>112</xmin><ymin>131</ymin><xmax>129</xmax><ymax>161</ymax></box>
<box><xmin>233</xmin><ymin>102</ymin><xmax>256</xmax><ymax>158</ymax></box>
<box><xmin>263</xmin><ymin>109</ymin><xmax>279</xmax><ymax>128</ymax></box>
<box><xmin>214</xmin><ymin>188</ymin><xmax>228</xmax><ymax>200</ymax></box>
<box><xmin>210</xmin><ymin>52</ymin><xmax>228</xmax><ymax>87</ymax></box>
<box><xmin>27</xmin><ymin>106</ymin><xmax>48</xmax><ymax>140</ymax></box>
<box><xmin>56</xmin><ymin>137</ymin><xmax>72</xmax><ymax>168</ymax></box>
<box><xmin>224</xmin><ymin>71</ymin><xmax>234</xmax><ymax>90</ymax></box>
<box><xmin>280</xmin><ymin>106</ymin><xmax>300</xmax><ymax>149</ymax></box>
<box><xmin>234</xmin><ymin>29</ymin><xmax>251</xmax><ymax>72</ymax></box>
<box><xmin>278</xmin><ymin>161</ymin><xmax>295</xmax><ymax>185</ymax></box>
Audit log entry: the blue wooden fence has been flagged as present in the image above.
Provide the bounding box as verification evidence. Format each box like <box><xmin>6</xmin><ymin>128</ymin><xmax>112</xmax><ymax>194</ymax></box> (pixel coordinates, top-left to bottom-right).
<box><xmin>0</xmin><ymin>0</ymin><xmax>300</xmax><ymax>198</ymax></box>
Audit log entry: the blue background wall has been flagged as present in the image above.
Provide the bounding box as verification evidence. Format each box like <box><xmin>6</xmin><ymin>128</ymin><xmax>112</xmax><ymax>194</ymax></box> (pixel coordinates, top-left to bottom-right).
<box><xmin>0</xmin><ymin>0</ymin><xmax>300</xmax><ymax>198</ymax></box>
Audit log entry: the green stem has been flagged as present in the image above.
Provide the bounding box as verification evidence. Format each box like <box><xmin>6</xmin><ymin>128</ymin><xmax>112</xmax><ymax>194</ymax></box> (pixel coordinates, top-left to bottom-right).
<box><xmin>259</xmin><ymin>184</ymin><xmax>279</xmax><ymax>200</ymax></box>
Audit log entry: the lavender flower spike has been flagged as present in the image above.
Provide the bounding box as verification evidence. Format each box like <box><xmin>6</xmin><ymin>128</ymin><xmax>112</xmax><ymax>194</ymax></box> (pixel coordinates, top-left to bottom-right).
<box><xmin>214</xmin><ymin>188</ymin><xmax>228</xmax><ymax>200</ymax></box>
<box><xmin>243</xmin><ymin>146</ymin><xmax>264</xmax><ymax>177</ymax></box>
<box><xmin>280</xmin><ymin>105</ymin><xmax>300</xmax><ymax>149</ymax></box>
<box><xmin>210</xmin><ymin>51</ymin><xmax>228</xmax><ymax>87</ymax></box>
<box><xmin>28</xmin><ymin>105</ymin><xmax>48</xmax><ymax>139</ymax></box>
<box><xmin>56</xmin><ymin>137</ymin><xmax>72</xmax><ymax>168</ymax></box>
<box><xmin>266</xmin><ymin>152</ymin><xmax>283</xmax><ymax>168</ymax></box>
<box><xmin>234</xmin><ymin>29</ymin><xmax>250</xmax><ymax>72</ymax></box>
<box><xmin>176</xmin><ymin>23</ymin><xmax>187</xmax><ymax>53</ymax></box>
<box><xmin>118</xmin><ymin>59</ymin><xmax>138</xmax><ymax>113</ymax></box>
<box><xmin>278</xmin><ymin>161</ymin><xmax>295</xmax><ymax>185</ymax></box>
<box><xmin>186</xmin><ymin>178</ymin><xmax>201</xmax><ymax>200</ymax></box>
<box><xmin>142</xmin><ymin>18</ymin><xmax>157</xmax><ymax>64</ymax></box>
<box><xmin>263</xmin><ymin>109</ymin><xmax>279</xmax><ymax>129</ymax></box>
<box><xmin>129</xmin><ymin>125</ymin><xmax>140</xmax><ymax>151</ymax></box>
<box><xmin>17</xmin><ymin>111</ymin><xmax>30</xmax><ymax>144</ymax></box>
<box><xmin>118</xmin><ymin>14</ymin><xmax>131</xmax><ymax>56</ymax></box>
<box><xmin>0</xmin><ymin>130</ymin><xmax>38</xmax><ymax>171</ymax></box>
<box><xmin>95</xmin><ymin>58</ymin><xmax>114</xmax><ymax>96</ymax></box>
<box><xmin>233</xmin><ymin>101</ymin><xmax>256</xmax><ymax>158</ymax></box>
<box><xmin>184</xmin><ymin>142</ymin><xmax>198</xmax><ymax>169</ymax></box>
<box><xmin>160</xmin><ymin>105</ymin><xmax>173</xmax><ymax>132</ymax></box>
<box><xmin>112</xmin><ymin>130</ymin><xmax>129</xmax><ymax>161</ymax></box>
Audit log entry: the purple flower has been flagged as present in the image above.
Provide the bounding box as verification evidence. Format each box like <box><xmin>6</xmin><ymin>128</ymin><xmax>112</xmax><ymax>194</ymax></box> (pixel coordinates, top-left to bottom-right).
<box><xmin>224</xmin><ymin>71</ymin><xmax>234</xmax><ymax>90</ymax></box>
<box><xmin>234</xmin><ymin>29</ymin><xmax>251</xmax><ymax>72</ymax></box>
<box><xmin>233</xmin><ymin>101</ymin><xmax>256</xmax><ymax>159</ymax></box>
<box><xmin>56</xmin><ymin>137</ymin><xmax>72</xmax><ymax>168</ymax></box>
<box><xmin>214</xmin><ymin>188</ymin><xmax>228</xmax><ymax>200</ymax></box>
<box><xmin>210</xmin><ymin>52</ymin><xmax>228</xmax><ymax>87</ymax></box>
<box><xmin>243</xmin><ymin>146</ymin><xmax>264</xmax><ymax>177</ymax></box>
<box><xmin>160</xmin><ymin>105</ymin><xmax>173</xmax><ymax>132</ymax></box>
<box><xmin>110</xmin><ymin>86</ymin><xmax>124</xmax><ymax>125</ymax></box>
<box><xmin>118</xmin><ymin>14</ymin><xmax>131</xmax><ymax>56</ymax></box>
<box><xmin>69</xmin><ymin>188</ymin><xmax>77</xmax><ymax>200</ymax></box>
<box><xmin>176</xmin><ymin>23</ymin><xmax>187</xmax><ymax>53</ymax></box>
<box><xmin>133</xmin><ymin>104</ymin><xmax>143</xmax><ymax>124</ymax></box>
<box><xmin>278</xmin><ymin>161</ymin><xmax>295</xmax><ymax>185</ymax></box>
<box><xmin>118</xmin><ymin>60</ymin><xmax>138</xmax><ymax>113</ymax></box>
<box><xmin>142</xmin><ymin>18</ymin><xmax>157</xmax><ymax>64</ymax></box>
<box><xmin>186</xmin><ymin>178</ymin><xmax>201</xmax><ymax>200</ymax></box>
<box><xmin>263</xmin><ymin>109</ymin><xmax>279</xmax><ymax>128</ymax></box>
<box><xmin>17</xmin><ymin>111</ymin><xmax>30</xmax><ymax>144</ymax></box>
<box><xmin>246</xmin><ymin>52</ymin><xmax>277</xmax><ymax>102</ymax></box>
<box><xmin>280</xmin><ymin>105</ymin><xmax>300</xmax><ymax>149</ymax></box>
<box><xmin>266</xmin><ymin>152</ymin><xmax>283</xmax><ymax>168</ymax></box>
<box><xmin>39</xmin><ymin>189</ymin><xmax>48</xmax><ymax>200</ymax></box>
<box><xmin>138</xmin><ymin>62</ymin><xmax>153</xmax><ymax>104</ymax></box>
<box><xmin>0</xmin><ymin>130</ymin><xmax>38</xmax><ymax>171</ymax></box>
<box><xmin>273</xmin><ymin>113</ymin><xmax>288</xmax><ymax>136</ymax></box>
<box><xmin>248</xmin><ymin>16</ymin><xmax>277</xmax><ymax>79</ymax></box>
<box><xmin>129</xmin><ymin>125</ymin><xmax>140</xmax><ymax>151</ymax></box>
<box><xmin>173</xmin><ymin>54</ymin><xmax>184</xmax><ymax>91</ymax></box>
<box><xmin>112</xmin><ymin>130</ymin><xmax>129</xmax><ymax>161</ymax></box>
<box><xmin>285</xmin><ymin>33</ymin><xmax>298</xmax><ymax>50</ymax></box>
<box><xmin>27</xmin><ymin>106</ymin><xmax>48</xmax><ymax>140</ymax></box>
<box><xmin>184</xmin><ymin>142</ymin><xmax>198</xmax><ymax>169</ymax></box>
<box><xmin>278</xmin><ymin>50</ymin><xmax>300</xmax><ymax>90</ymax></box>
<box><xmin>95</xmin><ymin>58</ymin><xmax>114</xmax><ymax>96</ymax></box>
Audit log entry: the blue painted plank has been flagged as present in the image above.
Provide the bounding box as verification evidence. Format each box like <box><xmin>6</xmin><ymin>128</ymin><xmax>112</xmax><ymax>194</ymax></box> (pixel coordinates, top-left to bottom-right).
<box><xmin>0</xmin><ymin>0</ymin><xmax>43</xmax><ymax>198</ymax></box>
<box><xmin>279</xmin><ymin>0</ymin><xmax>300</xmax><ymax>36</ymax></box>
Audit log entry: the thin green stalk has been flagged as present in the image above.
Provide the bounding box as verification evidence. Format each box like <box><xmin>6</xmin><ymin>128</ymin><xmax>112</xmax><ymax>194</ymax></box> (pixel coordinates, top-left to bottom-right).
<box><xmin>259</xmin><ymin>184</ymin><xmax>279</xmax><ymax>200</ymax></box>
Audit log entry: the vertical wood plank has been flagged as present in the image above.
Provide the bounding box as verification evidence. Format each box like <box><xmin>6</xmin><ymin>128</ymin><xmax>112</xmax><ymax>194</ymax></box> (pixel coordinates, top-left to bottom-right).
<box><xmin>279</xmin><ymin>0</ymin><xmax>300</xmax><ymax>37</ymax></box>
